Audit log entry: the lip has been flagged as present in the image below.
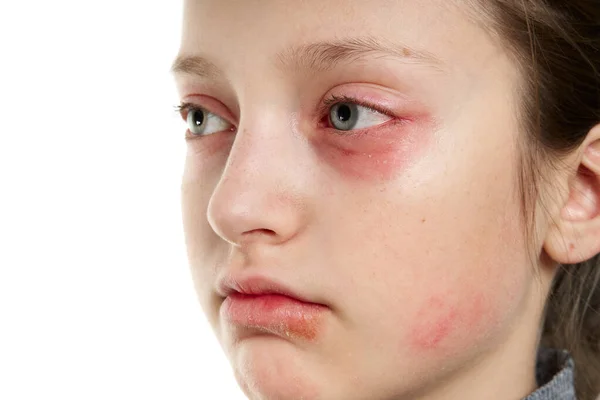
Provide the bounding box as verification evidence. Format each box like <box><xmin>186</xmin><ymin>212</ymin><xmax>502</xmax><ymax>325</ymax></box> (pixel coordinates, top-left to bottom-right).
<box><xmin>217</xmin><ymin>274</ymin><xmax>328</xmax><ymax>341</ymax></box>
<box><xmin>217</xmin><ymin>274</ymin><xmax>319</xmax><ymax>304</ymax></box>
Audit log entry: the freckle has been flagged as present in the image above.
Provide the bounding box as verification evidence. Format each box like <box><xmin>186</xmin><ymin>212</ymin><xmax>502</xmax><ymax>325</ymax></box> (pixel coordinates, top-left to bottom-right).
<box><xmin>569</xmin><ymin>243</ymin><xmax>575</xmax><ymax>251</ymax></box>
<box><xmin>402</xmin><ymin>48</ymin><xmax>412</xmax><ymax>57</ymax></box>
<box><xmin>421</xmin><ymin>218</ymin><xmax>426</xmax><ymax>223</ymax></box>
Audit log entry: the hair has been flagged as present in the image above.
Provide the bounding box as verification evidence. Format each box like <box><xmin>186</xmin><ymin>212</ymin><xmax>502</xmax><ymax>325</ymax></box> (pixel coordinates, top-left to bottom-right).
<box><xmin>467</xmin><ymin>1</ymin><xmax>600</xmax><ymax>398</ymax></box>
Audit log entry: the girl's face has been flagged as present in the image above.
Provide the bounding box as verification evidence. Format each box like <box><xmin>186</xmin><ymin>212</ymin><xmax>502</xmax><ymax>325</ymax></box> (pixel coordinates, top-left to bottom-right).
<box><xmin>175</xmin><ymin>1</ymin><xmax>547</xmax><ymax>399</ymax></box>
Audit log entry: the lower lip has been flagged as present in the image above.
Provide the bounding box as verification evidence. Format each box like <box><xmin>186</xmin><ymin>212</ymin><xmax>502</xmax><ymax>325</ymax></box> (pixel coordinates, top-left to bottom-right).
<box><xmin>221</xmin><ymin>293</ymin><xmax>327</xmax><ymax>341</ymax></box>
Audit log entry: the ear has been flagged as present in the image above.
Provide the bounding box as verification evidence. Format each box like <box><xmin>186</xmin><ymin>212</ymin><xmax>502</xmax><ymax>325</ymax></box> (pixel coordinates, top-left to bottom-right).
<box><xmin>544</xmin><ymin>124</ymin><xmax>600</xmax><ymax>265</ymax></box>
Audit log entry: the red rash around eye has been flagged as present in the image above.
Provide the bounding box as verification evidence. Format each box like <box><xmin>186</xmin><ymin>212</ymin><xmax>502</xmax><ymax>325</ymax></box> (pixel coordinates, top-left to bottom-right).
<box><xmin>312</xmin><ymin>114</ymin><xmax>436</xmax><ymax>181</ymax></box>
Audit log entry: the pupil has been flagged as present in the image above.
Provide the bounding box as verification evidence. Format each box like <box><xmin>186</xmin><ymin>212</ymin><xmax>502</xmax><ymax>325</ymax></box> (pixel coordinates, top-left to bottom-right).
<box><xmin>337</xmin><ymin>104</ymin><xmax>352</xmax><ymax>122</ymax></box>
<box><xmin>193</xmin><ymin>110</ymin><xmax>204</xmax><ymax>127</ymax></box>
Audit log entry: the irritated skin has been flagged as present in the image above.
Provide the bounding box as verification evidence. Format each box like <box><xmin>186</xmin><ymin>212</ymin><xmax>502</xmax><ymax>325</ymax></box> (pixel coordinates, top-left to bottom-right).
<box><xmin>176</xmin><ymin>1</ymin><xmax>553</xmax><ymax>399</ymax></box>
<box><xmin>311</xmin><ymin>110</ymin><xmax>437</xmax><ymax>181</ymax></box>
<box><xmin>221</xmin><ymin>293</ymin><xmax>327</xmax><ymax>341</ymax></box>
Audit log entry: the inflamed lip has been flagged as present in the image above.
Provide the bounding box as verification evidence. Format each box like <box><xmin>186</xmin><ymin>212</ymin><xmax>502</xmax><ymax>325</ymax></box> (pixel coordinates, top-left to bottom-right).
<box><xmin>221</xmin><ymin>293</ymin><xmax>328</xmax><ymax>341</ymax></box>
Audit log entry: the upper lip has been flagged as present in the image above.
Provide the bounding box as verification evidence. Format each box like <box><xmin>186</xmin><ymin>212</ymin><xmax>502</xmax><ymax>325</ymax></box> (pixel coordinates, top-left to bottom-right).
<box><xmin>217</xmin><ymin>273</ymin><xmax>319</xmax><ymax>304</ymax></box>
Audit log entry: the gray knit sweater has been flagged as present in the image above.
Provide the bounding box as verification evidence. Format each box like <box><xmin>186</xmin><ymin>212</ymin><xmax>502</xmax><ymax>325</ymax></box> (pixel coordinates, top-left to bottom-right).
<box><xmin>524</xmin><ymin>348</ymin><xmax>576</xmax><ymax>400</ymax></box>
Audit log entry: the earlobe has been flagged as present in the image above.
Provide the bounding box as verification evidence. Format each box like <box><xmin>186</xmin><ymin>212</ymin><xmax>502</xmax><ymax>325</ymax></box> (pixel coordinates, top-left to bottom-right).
<box><xmin>544</xmin><ymin>129</ymin><xmax>600</xmax><ymax>265</ymax></box>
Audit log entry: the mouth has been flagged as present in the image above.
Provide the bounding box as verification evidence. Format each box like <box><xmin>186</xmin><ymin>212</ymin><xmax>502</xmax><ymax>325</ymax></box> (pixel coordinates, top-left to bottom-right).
<box><xmin>217</xmin><ymin>275</ymin><xmax>329</xmax><ymax>341</ymax></box>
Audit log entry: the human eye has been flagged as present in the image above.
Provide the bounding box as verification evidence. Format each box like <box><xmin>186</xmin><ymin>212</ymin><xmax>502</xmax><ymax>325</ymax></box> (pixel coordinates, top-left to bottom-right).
<box><xmin>323</xmin><ymin>95</ymin><xmax>394</xmax><ymax>132</ymax></box>
<box><xmin>176</xmin><ymin>102</ymin><xmax>234</xmax><ymax>139</ymax></box>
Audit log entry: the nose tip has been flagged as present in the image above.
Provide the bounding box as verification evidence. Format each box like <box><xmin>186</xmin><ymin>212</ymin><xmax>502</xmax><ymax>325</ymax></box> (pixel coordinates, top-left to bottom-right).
<box><xmin>206</xmin><ymin>176</ymin><xmax>306</xmax><ymax>247</ymax></box>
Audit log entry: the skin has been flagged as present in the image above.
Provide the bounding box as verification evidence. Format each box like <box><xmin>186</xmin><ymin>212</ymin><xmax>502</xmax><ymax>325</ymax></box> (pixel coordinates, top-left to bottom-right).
<box><xmin>173</xmin><ymin>1</ymin><xmax>600</xmax><ymax>399</ymax></box>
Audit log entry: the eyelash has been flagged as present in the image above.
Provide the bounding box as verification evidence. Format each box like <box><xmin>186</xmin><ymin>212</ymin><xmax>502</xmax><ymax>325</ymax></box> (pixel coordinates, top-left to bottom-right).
<box><xmin>174</xmin><ymin>95</ymin><xmax>395</xmax><ymax>139</ymax></box>
<box><xmin>174</xmin><ymin>101</ymin><xmax>203</xmax><ymax>121</ymax></box>
<box><xmin>319</xmin><ymin>94</ymin><xmax>394</xmax><ymax>122</ymax></box>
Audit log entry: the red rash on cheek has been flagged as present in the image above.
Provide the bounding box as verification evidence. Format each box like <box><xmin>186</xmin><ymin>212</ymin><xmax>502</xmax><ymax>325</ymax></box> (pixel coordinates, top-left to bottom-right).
<box><xmin>312</xmin><ymin>115</ymin><xmax>435</xmax><ymax>181</ymax></box>
<box><xmin>409</xmin><ymin>292</ymin><xmax>488</xmax><ymax>352</ymax></box>
<box><xmin>409</xmin><ymin>296</ymin><xmax>458</xmax><ymax>351</ymax></box>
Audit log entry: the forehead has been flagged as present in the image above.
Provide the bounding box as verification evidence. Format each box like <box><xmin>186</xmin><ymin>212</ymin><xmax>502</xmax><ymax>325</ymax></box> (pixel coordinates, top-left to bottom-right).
<box><xmin>179</xmin><ymin>0</ymin><xmax>501</xmax><ymax>73</ymax></box>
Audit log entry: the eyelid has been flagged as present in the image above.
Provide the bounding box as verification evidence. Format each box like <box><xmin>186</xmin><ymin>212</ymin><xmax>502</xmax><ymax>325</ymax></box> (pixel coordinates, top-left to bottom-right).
<box><xmin>317</xmin><ymin>83</ymin><xmax>420</xmax><ymax>121</ymax></box>
<box><xmin>319</xmin><ymin>94</ymin><xmax>396</xmax><ymax>119</ymax></box>
<box><xmin>176</xmin><ymin>96</ymin><xmax>237</xmax><ymax>126</ymax></box>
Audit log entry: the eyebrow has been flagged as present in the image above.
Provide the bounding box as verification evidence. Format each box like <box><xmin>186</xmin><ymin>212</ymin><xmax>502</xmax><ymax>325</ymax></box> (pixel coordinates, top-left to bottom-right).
<box><xmin>170</xmin><ymin>36</ymin><xmax>445</xmax><ymax>78</ymax></box>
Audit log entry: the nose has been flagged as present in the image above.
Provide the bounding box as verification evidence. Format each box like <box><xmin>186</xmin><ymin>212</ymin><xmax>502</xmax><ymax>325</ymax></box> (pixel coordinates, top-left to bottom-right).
<box><xmin>207</xmin><ymin>116</ymin><xmax>310</xmax><ymax>247</ymax></box>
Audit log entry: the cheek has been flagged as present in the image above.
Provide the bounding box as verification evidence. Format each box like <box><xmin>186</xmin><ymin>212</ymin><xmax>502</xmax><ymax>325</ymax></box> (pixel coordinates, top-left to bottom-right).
<box><xmin>407</xmin><ymin>290</ymin><xmax>492</xmax><ymax>352</ymax></box>
<box><xmin>318</xmin><ymin>144</ymin><xmax>407</xmax><ymax>181</ymax></box>
<box><xmin>338</xmin><ymin>167</ymin><xmax>528</xmax><ymax>360</ymax></box>
<box><xmin>181</xmin><ymin>148</ymin><xmax>222</xmax><ymax>250</ymax></box>
<box><xmin>400</xmin><ymin>217</ymin><xmax>527</xmax><ymax>356</ymax></box>
<box><xmin>181</xmin><ymin>144</ymin><xmax>231</xmax><ymax>314</ymax></box>
<box><xmin>181</xmin><ymin>134</ymin><xmax>234</xmax><ymax>223</ymax></box>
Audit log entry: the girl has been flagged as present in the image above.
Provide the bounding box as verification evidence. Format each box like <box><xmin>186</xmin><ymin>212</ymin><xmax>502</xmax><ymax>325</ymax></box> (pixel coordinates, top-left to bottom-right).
<box><xmin>172</xmin><ymin>1</ymin><xmax>600</xmax><ymax>399</ymax></box>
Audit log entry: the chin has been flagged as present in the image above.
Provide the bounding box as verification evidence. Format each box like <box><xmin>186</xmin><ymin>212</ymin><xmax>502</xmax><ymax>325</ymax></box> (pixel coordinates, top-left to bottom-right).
<box><xmin>229</xmin><ymin>335</ymin><xmax>323</xmax><ymax>400</ymax></box>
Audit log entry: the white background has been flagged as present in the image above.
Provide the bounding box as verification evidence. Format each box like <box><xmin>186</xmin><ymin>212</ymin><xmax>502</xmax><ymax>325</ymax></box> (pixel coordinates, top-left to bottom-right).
<box><xmin>0</xmin><ymin>1</ymin><xmax>245</xmax><ymax>398</ymax></box>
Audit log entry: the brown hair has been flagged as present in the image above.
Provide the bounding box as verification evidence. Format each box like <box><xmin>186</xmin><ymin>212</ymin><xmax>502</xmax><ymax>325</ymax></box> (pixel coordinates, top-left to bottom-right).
<box><xmin>468</xmin><ymin>1</ymin><xmax>600</xmax><ymax>398</ymax></box>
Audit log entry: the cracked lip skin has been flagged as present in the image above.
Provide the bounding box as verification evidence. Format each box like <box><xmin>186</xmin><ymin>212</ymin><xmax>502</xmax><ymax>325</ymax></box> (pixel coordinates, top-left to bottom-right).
<box><xmin>218</xmin><ymin>275</ymin><xmax>330</xmax><ymax>341</ymax></box>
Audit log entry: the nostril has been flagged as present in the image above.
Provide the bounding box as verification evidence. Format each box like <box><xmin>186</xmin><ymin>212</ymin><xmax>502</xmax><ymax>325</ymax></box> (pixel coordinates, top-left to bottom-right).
<box><xmin>239</xmin><ymin>229</ymin><xmax>278</xmax><ymax>245</ymax></box>
<box><xmin>243</xmin><ymin>228</ymin><xmax>277</xmax><ymax>237</ymax></box>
